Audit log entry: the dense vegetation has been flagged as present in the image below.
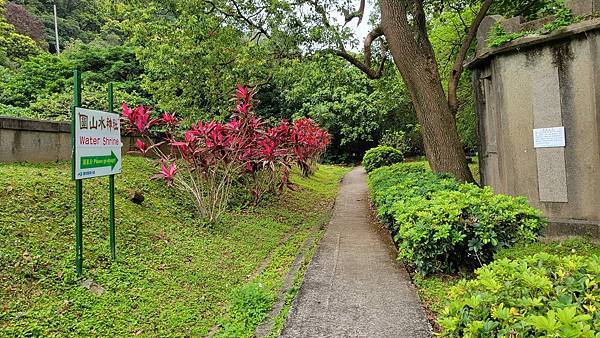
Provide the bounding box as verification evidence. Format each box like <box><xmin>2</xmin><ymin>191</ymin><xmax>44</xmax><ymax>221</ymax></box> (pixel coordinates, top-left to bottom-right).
<box><xmin>0</xmin><ymin>157</ymin><xmax>349</xmax><ymax>336</ymax></box>
<box><xmin>440</xmin><ymin>251</ymin><xmax>599</xmax><ymax>336</ymax></box>
<box><xmin>366</xmin><ymin>160</ymin><xmax>599</xmax><ymax>335</ymax></box>
<box><xmin>122</xmin><ymin>85</ymin><xmax>331</xmax><ymax>223</ymax></box>
<box><xmin>0</xmin><ymin>1</ymin><xmax>536</xmax><ymax>162</ymax></box>
<box><xmin>368</xmin><ymin>162</ymin><xmax>545</xmax><ymax>275</ymax></box>
<box><xmin>0</xmin><ymin>0</ymin><xmax>574</xmax><ymax>164</ymax></box>
<box><xmin>362</xmin><ymin>146</ymin><xmax>404</xmax><ymax>173</ymax></box>
<box><xmin>414</xmin><ymin>239</ymin><xmax>600</xmax><ymax>336</ymax></box>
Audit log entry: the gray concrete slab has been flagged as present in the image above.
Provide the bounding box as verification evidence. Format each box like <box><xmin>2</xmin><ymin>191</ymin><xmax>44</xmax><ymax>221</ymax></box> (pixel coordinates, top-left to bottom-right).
<box><xmin>281</xmin><ymin>167</ymin><xmax>432</xmax><ymax>338</ymax></box>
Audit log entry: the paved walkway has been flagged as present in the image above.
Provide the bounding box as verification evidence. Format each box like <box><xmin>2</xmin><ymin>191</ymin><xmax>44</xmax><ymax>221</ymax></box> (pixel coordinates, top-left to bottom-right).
<box><xmin>281</xmin><ymin>167</ymin><xmax>431</xmax><ymax>337</ymax></box>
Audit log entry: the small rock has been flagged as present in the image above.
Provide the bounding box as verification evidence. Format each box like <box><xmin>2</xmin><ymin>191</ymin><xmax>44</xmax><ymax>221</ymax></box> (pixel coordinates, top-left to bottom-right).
<box><xmin>80</xmin><ymin>279</ymin><xmax>105</xmax><ymax>295</ymax></box>
<box><xmin>130</xmin><ymin>191</ymin><xmax>145</xmax><ymax>204</ymax></box>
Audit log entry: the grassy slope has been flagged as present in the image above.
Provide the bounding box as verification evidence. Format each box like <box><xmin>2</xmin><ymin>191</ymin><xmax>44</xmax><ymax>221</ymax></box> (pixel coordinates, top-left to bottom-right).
<box><xmin>0</xmin><ymin>156</ymin><xmax>349</xmax><ymax>336</ymax></box>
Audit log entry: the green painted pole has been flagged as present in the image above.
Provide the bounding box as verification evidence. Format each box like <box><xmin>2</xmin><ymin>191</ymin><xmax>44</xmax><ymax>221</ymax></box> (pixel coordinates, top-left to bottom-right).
<box><xmin>108</xmin><ymin>83</ymin><xmax>116</xmax><ymax>260</ymax></box>
<box><xmin>72</xmin><ymin>68</ymin><xmax>83</xmax><ymax>276</ymax></box>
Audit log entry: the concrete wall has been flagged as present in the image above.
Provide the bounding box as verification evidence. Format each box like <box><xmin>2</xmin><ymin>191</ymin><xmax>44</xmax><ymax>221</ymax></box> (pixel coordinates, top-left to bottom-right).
<box><xmin>470</xmin><ymin>7</ymin><xmax>600</xmax><ymax>238</ymax></box>
<box><xmin>0</xmin><ymin>116</ymin><xmax>139</xmax><ymax>163</ymax></box>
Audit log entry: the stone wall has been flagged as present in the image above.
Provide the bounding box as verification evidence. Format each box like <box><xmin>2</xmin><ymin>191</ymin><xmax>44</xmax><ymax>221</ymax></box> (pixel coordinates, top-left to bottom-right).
<box><xmin>0</xmin><ymin>116</ymin><xmax>138</xmax><ymax>163</ymax></box>
<box><xmin>468</xmin><ymin>0</ymin><xmax>600</xmax><ymax>238</ymax></box>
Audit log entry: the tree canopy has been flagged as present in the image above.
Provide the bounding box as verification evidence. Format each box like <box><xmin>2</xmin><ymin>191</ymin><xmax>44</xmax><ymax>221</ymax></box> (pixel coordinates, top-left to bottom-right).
<box><xmin>0</xmin><ymin>0</ymin><xmax>564</xmax><ymax>162</ymax></box>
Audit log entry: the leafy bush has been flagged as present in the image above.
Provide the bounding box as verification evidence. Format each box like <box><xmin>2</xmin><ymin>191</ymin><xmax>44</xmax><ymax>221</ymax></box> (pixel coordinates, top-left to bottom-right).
<box><xmin>380</xmin><ymin>130</ymin><xmax>410</xmax><ymax>154</ymax></box>
<box><xmin>393</xmin><ymin>184</ymin><xmax>545</xmax><ymax>275</ymax></box>
<box><xmin>0</xmin><ymin>53</ymin><xmax>71</xmax><ymax>107</ymax></box>
<box><xmin>439</xmin><ymin>253</ymin><xmax>600</xmax><ymax>337</ymax></box>
<box><xmin>0</xmin><ymin>103</ymin><xmax>33</xmax><ymax>118</ymax></box>
<box><xmin>0</xmin><ymin>2</ymin><xmax>41</xmax><ymax>68</ymax></box>
<box><xmin>368</xmin><ymin>163</ymin><xmax>545</xmax><ymax>275</ymax></box>
<box><xmin>362</xmin><ymin>146</ymin><xmax>404</xmax><ymax>172</ymax></box>
<box><xmin>0</xmin><ymin>43</ymin><xmax>149</xmax><ymax>120</ymax></box>
<box><xmin>495</xmin><ymin>238</ymin><xmax>600</xmax><ymax>260</ymax></box>
<box><xmin>122</xmin><ymin>85</ymin><xmax>330</xmax><ymax>223</ymax></box>
<box><xmin>368</xmin><ymin>163</ymin><xmax>456</xmax><ymax>225</ymax></box>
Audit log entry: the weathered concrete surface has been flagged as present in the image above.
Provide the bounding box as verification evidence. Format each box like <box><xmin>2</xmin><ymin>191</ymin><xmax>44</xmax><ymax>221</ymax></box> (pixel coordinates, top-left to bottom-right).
<box><xmin>470</xmin><ymin>9</ymin><xmax>600</xmax><ymax>238</ymax></box>
<box><xmin>281</xmin><ymin>167</ymin><xmax>431</xmax><ymax>338</ymax></box>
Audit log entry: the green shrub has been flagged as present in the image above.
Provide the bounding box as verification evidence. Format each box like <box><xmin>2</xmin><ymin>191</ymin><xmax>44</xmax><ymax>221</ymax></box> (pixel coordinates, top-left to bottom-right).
<box><xmin>367</xmin><ymin>162</ymin><xmax>545</xmax><ymax>275</ymax></box>
<box><xmin>0</xmin><ymin>103</ymin><xmax>33</xmax><ymax>118</ymax></box>
<box><xmin>393</xmin><ymin>184</ymin><xmax>545</xmax><ymax>275</ymax></box>
<box><xmin>495</xmin><ymin>238</ymin><xmax>600</xmax><ymax>260</ymax></box>
<box><xmin>362</xmin><ymin>146</ymin><xmax>404</xmax><ymax>172</ymax></box>
<box><xmin>368</xmin><ymin>163</ymin><xmax>457</xmax><ymax>225</ymax></box>
<box><xmin>439</xmin><ymin>253</ymin><xmax>600</xmax><ymax>337</ymax></box>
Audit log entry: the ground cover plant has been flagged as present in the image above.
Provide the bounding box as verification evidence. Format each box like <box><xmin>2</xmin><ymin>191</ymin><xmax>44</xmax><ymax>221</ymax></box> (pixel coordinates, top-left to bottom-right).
<box><xmin>367</xmin><ymin>161</ymin><xmax>545</xmax><ymax>275</ymax></box>
<box><xmin>0</xmin><ymin>156</ymin><xmax>349</xmax><ymax>336</ymax></box>
<box><xmin>440</xmin><ymin>251</ymin><xmax>600</xmax><ymax>337</ymax></box>
<box><xmin>414</xmin><ymin>239</ymin><xmax>600</xmax><ymax>336</ymax></box>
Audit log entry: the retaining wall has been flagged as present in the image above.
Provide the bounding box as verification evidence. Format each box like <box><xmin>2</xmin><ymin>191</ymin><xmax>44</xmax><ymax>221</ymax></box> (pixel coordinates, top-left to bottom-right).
<box><xmin>0</xmin><ymin>116</ymin><xmax>138</xmax><ymax>163</ymax></box>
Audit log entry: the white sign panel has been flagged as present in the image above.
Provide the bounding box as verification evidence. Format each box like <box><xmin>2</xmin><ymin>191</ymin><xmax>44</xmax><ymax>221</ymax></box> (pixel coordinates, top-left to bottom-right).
<box><xmin>74</xmin><ymin>107</ymin><xmax>122</xmax><ymax>179</ymax></box>
<box><xmin>533</xmin><ymin>127</ymin><xmax>565</xmax><ymax>148</ymax></box>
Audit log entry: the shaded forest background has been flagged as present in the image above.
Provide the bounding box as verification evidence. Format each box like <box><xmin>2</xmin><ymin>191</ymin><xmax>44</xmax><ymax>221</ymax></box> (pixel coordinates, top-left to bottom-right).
<box><xmin>0</xmin><ymin>0</ymin><xmax>561</xmax><ymax>162</ymax></box>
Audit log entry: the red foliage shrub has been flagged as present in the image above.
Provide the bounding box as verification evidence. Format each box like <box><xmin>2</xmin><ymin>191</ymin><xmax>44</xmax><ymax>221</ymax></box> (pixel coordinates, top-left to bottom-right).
<box><xmin>121</xmin><ymin>85</ymin><xmax>330</xmax><ymax>223</ymax></box>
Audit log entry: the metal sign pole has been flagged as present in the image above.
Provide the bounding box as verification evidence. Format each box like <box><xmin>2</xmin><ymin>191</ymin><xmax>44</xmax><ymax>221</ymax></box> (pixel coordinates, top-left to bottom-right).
<box><xmin>71</xmin><ymin>69</ymin><xmax>83</xmax><ymax>275</ymax></box>
<box><xmin>53</xmin><ymin>4</ymin><xmax>60</xmax><ymax>54</ymax></box>
<box><xmin>108</xmin><ymin>83</ymin><xmax>116</xmax><ymax>260</ymax></box>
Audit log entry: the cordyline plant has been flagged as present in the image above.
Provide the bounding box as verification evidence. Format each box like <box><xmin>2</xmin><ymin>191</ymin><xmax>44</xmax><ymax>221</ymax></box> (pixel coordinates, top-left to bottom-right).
<box><xmin>121</xmin><ymin>85</ymin><xmax>330</xmax><ymax>223</ymax></box>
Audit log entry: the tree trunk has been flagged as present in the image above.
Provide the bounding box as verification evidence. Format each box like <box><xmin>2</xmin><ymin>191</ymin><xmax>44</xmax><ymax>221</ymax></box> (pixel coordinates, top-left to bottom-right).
<box><xmin>380</xmin><ymin>0</ymin><xmax>474</xmax><ymax>183</ymax></box>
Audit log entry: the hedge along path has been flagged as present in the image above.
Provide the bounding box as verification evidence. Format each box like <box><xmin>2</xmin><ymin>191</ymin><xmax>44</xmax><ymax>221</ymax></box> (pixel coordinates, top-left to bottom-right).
<box><xmin>281</xmin><ymin>167</ymin><xmax>432</xmax><ymax>337</ymax></box>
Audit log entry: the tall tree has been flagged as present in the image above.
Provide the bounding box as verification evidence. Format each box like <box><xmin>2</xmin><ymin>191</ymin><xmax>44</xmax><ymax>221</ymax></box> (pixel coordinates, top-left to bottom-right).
<box><xmin>316</xmin><ymin>0</ymin><xmax>552</xmax><ymax>181</ymax></box>
<box><xmin>207</xmin><ymin>0</ymin><xmax>497</xmax><ymax>181</ymax></box>
<box><xmin>306</xmin><ymin>0</ymin><xmax>495</xmax><ymax>182</ymax></box>
<box><xmin>3</xmin><ymin>2</ymin><xmax>48</xmax><ymax>50</ymax></box>
<box><xmin>376</xmin><ymin>0</ymin><xmax>492</xmax><ymax>182</ymax></box>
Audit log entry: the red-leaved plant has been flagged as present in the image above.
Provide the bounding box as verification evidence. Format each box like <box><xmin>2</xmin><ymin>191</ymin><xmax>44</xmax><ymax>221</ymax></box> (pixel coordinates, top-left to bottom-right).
<box><xmin>122</xmin><ymin>85</ymin><xmax>330</xmax><ymax>223</ymax></box>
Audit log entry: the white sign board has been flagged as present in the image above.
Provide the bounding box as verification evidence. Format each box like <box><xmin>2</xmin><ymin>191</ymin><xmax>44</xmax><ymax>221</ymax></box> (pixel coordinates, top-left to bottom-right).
<box><xmin>533</xmin><ymin>127</ymin><xmax>565</xmax><ymax>148</ymax></box>
<box><xmin>74</xmin><ymin>107</ymin><xmax>122</xmax><ymax>179</ymax></box>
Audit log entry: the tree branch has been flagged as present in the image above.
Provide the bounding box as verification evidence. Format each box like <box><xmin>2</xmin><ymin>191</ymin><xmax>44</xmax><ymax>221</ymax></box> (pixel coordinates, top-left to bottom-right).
<box><xmin>364</xmin><ymin>26</ymin><xmax>383</xmax><ymax>70</ymax></box>
<box><xmin>230</xmin><ymin>0</ymin><xmax>271</xmax><ymax>38</ymax></box>
<box><xmin>206</xmin><ymin>0</ymin><xmax>271</xmax><ymax>39</ymax></box>
<box><xmin>332</xmin><ymin>26</ymin><xmax>386</xmax><ymax>80</ymax></box>
<box><xmin>448</xmin><ymin>0</ymin><xmax>493</xmax><ymax>114</ymax></box>
<box><xmin>344</xmin><ymin>0</ymin><xmax>366</xmax><ymax>26</ymax></box>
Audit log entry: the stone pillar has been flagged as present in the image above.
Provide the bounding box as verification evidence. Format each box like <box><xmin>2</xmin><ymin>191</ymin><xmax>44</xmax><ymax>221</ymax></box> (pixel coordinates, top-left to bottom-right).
<box><xmin>532</xmin><ymin>55</ymin><xmax>568</xmax><ymax>203</ymax></box>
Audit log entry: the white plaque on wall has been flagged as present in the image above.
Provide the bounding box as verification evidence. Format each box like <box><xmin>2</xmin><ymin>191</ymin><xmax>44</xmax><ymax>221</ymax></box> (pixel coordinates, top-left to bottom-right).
<box><xmin>533</xmin><ymin>127</ymin><xmax>565</xmax><ymax>148</ymax></box>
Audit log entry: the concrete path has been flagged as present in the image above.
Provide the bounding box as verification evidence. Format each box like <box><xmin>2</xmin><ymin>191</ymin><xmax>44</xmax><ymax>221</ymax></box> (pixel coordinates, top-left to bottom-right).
<box><xmin>281</xmin><ymin>167</ymin><xmax>432</xmax><ymax>338</ymax></box>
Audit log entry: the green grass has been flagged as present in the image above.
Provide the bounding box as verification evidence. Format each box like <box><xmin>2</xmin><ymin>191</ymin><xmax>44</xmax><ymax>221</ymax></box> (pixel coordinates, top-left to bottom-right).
<box><xmin>0</xmin><ymin>156</ymin><xmax>350</xmax><ymax>337</ymax></box>
<box><xmin>413</xmin><ymin>238</ymin><xmax>600</xmax><ymax>331</ymax></box>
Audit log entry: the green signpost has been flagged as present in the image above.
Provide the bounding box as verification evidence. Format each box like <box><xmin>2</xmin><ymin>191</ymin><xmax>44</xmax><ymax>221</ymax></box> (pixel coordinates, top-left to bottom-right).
<box><xmin>80</xmin><ymin>151</ymin><xmax>119</xmax><ymax>170</ymax></box>
<box><xmin>71</xmin><ymin>69</ymin><xmax>122</xmax><ymax>275</ymax></box>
